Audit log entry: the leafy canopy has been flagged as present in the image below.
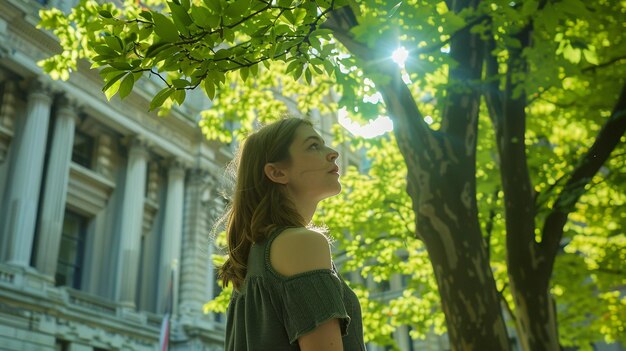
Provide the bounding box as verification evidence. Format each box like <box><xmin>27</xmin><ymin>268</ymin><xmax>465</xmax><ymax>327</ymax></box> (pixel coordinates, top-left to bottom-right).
<box><xmin>38</xmin><ymin>0</ymin><xmax>626</xmax><ymax>349</ymax></box>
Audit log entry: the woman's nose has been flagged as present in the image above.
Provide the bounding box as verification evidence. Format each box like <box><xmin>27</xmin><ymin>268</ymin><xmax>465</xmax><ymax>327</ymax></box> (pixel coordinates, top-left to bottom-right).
<box><xmin>327</xmin><ymin>147</ymin><xmax>339</xmax><ymax>161</ymax></box>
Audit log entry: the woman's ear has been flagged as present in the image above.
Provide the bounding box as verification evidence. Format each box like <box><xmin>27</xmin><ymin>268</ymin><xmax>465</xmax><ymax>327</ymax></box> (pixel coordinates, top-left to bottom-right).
<box><xmin>264</xmin><ymin>163</ymin><xmax>289</xmax><ymax>184</ymax></box>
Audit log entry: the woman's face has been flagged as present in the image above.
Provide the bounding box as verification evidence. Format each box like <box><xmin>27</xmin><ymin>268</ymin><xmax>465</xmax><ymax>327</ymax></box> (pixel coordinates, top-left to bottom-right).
<box><xmin>282</xmin><ymin>124</ymin><xmax>341</xmax><ymax>202</ymax></box>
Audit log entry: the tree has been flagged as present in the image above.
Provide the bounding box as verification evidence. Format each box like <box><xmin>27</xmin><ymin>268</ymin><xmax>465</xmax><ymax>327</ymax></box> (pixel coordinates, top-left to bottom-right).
<box><xmin>39</xmin><ymin>0</ymin><xmax>626</xmax><ymax>349</ymax></box>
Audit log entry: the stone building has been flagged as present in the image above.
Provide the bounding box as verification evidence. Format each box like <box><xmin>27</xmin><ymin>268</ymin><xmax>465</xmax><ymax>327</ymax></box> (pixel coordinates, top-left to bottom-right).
<box><xmin>0</xmin><ymin>0</ymin><xmax>230</xmax><ymax>349</ymax></box>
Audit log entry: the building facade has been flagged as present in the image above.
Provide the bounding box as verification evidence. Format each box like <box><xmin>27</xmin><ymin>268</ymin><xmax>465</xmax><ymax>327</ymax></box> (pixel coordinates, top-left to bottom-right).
<box><xmin>0</xmin><ymin>0</ymin><xmax>230</xmax><ymax>349</ymax></box>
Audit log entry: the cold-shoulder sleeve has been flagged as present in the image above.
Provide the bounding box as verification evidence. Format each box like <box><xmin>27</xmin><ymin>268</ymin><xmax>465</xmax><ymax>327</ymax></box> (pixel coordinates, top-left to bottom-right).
<box><xmin>276</xmin><ymin>269</ymin><xmax>351</xmax><ymax>344</ymax></box>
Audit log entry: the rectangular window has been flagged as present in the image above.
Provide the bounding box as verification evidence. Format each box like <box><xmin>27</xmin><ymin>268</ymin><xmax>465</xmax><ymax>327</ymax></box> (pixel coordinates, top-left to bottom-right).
<box><xmin>71</xmin><ymin>131</ymin><xmax>94</xmax><ymax>169</ymax></box>
<box><xmin>55</xmin><ymin>339</ymin><xmax>68</xmax><ymax>351</ymax></box>
<box><xmin>406</xmin><ymin>326</ymin><xmax>416</xmax><ymax>351</ymax></box>
<box><xmin>56</xmin><ymin>211</ymin><xmax>88</xmax><ymax>289</ymax></box>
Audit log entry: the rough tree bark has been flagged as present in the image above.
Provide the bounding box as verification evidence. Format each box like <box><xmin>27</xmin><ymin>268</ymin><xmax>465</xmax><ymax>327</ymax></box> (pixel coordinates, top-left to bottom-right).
<box><xmin>484</xmin><ymin>3</ymin><xmax>626</xmax><ymax>348</ymax></box>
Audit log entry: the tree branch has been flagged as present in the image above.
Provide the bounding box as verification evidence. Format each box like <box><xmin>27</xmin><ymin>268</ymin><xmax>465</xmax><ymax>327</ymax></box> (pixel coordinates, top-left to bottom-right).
<box><xmin>440</xmin><ymin>0</ymin><xmax>485</xmax><ymax>144</ymax></box>
<box><xmin>483</xmin><ymin>30</ymin><xmax>503</xmax><ymax>128</ymax></box>
<box><xmin>540</xmin><ymin>82</ymin><xmax>626</xmax><ymax>273</ymax></box>
<box><xmin>499</xmin><ymin>9</ymin><xmax>543</xmax><ymax>287</ymax></box>
<box><xmin>582</xmin><ymin>55</ymin><xmax>626</xmax><ymax>73</ymax></box>
<box><xmin>323</xmin><ymin>6</ymin><xmax>435</xmax><ymax>166</ymax></box>
<box><xmin>497</xmin><ymin>283</ymin><xmax>516</xmax><ymax>323</ymax></box>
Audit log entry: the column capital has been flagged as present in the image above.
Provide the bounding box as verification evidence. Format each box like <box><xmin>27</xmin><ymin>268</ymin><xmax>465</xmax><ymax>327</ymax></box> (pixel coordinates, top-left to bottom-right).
<box><xmin>27</xmin><ymin>78</ymin><xmax>56</xmax><ymax>96</ymax></box>
<box><xmin>124</xmin><ymin>135</ymin><xmax>151</xmax><ymax>158</ymax></box>
<box><xmin>55</xmin><ymin>95</ymin><xmax>82</xmax><ymax>123</ymax></box>
<box><xmin>187</xmin><ymin>168</ymin><xmax>215</xmax><ymax>186</ymax></box>
<box><xmin>163</xmin><ymin>158</ymin><xmax>191</xmax><ymax>174</ymax></box>
<box><xmin>56</xmin><ymin>94</ymin><xmax>83</xmax><ymax>112</ymax></box>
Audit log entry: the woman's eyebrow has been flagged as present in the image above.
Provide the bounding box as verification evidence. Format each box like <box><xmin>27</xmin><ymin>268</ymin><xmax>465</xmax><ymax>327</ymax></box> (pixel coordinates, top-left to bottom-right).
<box><xmin>302</xmin><ymin>135</ymin><xmax>324</xmax><ymax>145</ymax></box>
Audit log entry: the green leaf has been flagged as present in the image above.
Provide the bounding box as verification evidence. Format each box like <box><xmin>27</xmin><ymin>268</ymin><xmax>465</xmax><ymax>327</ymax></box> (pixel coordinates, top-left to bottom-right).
<box><xmin>169</xmin><ymin>2</ymin><xmax>192</xmax><ymax>35</ymax></box>
<box><xmin>102</xmin><ymin>73</ymin><xmax>126</xmax><ymax>100</ymax></box>
<box><xmin>281</xmin><ymin>10</ymin><xmax>296</xmax><ymax>25</ymax></box>
<box><xmin>98</xmin><ymin>66</ymin><xmax>120</xmax><ymax>78</ymax></box>
<box><xmin>192</xmin><ymin>6</ymin><xmax>220</xmax><ymax>29</ymax></box>
<box><xmin>109</xmin><ymin>61</ymin><xmax>133</xmax><ymax>70</ymax></box>
<box><xmin>249</xmin><ymin>63</ymin><xmax>259</xmax><ymax>77</ymax></box>
<box><xmin>103</xmin><ymin>35</ymin><xmax>123</xmax><ymax>53</ymax></box>
<box><xmin>203</xmin><ymin>0</ymin><xmax>222</xmax><ymax>14</ymax></box>
<box><xmin>203</xmin><ymin>78</ymin><xmax>216</xmax><ymax>100</ymax></box>
<box><xmin>145</xmin><ymin>42</ymin><xmax>172</xmax><ymax>58</ymax></box>
<box><xmin>102</xmin><ymin>72</ymin><xmax>126</xmax><ymax>95</ymax></box>
<box><xmin>323</xmin><ymin>60</ymin><xmax>334</xmax><ymax>76</ymax></box>
<box><xmin>240</xmin><ymin>66</ymin><xmax>249</xmax><ymax>81</ymax></box>
<box><xmin>285</xmin><ymin>59</ymin><xmax>300</xmax><ymax>74</ymax></box>
<box><xmin>118</xmin><ymin>73</ymin><xmax>135</xmax><ymax>99</ymax></box>
<box><xmin>149</xmin><ymin>87</ymin><xmax>175</xmax><ymax>111</ymax></box>
<box><xmin>292</xmin><ymin>63</ymin><xmax>304</xmax><ymax>80</ymax></box>
<box><xmin>152</xmin><ymin>12</ymin><xmax>179</xmax><ymax>43</ymax></box>
<box><xmin>98</xmin><ymin>10</ymin><xmax>112</xmax><ymax>18</ymax></box>
<box><xmin>304</xmin><ymin>66</ymin><xmax>312</xmax><ymax>84</ymax></box>
<box><xmin>173</xmin><ymin>89</ymin><xmax>186</xmax><ymax>105</ymax></box>
<box><xmin>139</xmin><ymin>11</ymin><xmax>152</xmax><ymax>21</ymax></box>
<box><xmin>172</xmin><ymin>78</ymin><xmax>191</xmax><ymax>88</ymax></box>
<box><xmin>93</xmin><ymin>45</ymin><xmax>118</xmax><ymax>57</ymax></box>
<box><xmin>224</xmin><ymin>0</ymin><xmax>251</xmax><ymax>23</ymax></box>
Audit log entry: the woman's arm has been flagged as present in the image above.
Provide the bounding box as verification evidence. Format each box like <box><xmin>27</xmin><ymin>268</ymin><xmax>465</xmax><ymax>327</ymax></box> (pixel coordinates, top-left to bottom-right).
<box><xmin>298</xmin><ymin>318</ymin><xmax>343</xmax><ymax>351</ymax></box>
<box><xmin>270</xmin><ymin>228</ymin><xmax>344</xmax><ymax>351</ymax></box>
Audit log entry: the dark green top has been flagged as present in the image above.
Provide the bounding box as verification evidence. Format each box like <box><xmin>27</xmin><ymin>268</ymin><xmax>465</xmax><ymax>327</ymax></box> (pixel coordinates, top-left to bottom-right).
<box><xmin>225</xmin><ymin>227</ymin><xmax>366</xmax><ymax>350</ymax></box>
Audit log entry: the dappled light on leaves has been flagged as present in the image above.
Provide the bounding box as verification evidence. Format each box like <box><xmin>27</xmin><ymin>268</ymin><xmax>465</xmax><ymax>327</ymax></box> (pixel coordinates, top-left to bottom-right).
<box><xmin>40</xmin><ymin>0</ymin><xmax>626</xmax><ymax>348</ymax></box>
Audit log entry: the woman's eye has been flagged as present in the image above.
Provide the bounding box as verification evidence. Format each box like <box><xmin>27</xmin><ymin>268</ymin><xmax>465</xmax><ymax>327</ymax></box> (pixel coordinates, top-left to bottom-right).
<box><xmin>310</xmin><ymin>143</ymin><xmax>320</xmax><ymax>150</ymax></box>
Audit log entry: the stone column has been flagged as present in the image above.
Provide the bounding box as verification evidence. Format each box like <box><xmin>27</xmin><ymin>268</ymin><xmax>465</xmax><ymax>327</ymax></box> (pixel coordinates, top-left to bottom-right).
<box><xmin>156</xmin><ymin>160</ymin><xmax>186</xmax><ymax>315</ymax></box>
<box><xmin>115</xmin><ymin>137</ymin><xmax>149</xmax><ymax>307</ymax></box>
<box><xmin>34</xmin><ymin>97</ymin><xmax>79</xmax><ymax>279</ymax></box>
<box><xmin>2</xmin><ymin>81</ymin><xmax>53</xmax><ymax>265</ymax></box>
<box><xmin>179</xmin><ymin>169</ymin><xmax>215</xmax><ymax>315</ymax></box>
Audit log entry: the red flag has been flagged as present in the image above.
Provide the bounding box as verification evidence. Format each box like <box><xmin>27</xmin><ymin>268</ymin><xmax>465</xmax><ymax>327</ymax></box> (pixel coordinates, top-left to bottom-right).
<box><xmin>159</xmin><ymin>267</ymin><xmax>175</xmax><ymax>350</ymax></box>
<box><xmin>159</xmin><ymin>313</ymin><xmax>170</xmax><ymax>351</ymax></box>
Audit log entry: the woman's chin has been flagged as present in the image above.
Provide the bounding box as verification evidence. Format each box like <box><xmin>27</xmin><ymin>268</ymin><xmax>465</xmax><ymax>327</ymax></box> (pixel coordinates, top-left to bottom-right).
<box><xmin>326</xmin><ymin>184</ymin><xmax>343</xmax><ymax>198</ymax></box>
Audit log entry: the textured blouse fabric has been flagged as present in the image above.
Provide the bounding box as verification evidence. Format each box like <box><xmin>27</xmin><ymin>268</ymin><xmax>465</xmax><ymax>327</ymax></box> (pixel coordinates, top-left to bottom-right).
<box><xmin>225</xmin><ymin>227</ymin><xmax>366</xmax><ymax>351</ymax></box>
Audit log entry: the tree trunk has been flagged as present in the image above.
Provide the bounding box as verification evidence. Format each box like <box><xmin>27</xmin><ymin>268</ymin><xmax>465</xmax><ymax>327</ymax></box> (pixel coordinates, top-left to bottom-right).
<box><xmin>404</xmin><ymin>158</ymin><xmax>511</xmax><ymax>350</ymax></box>
<box><xmin>509</xmin><ymin>269</ymin><xmax>560</xmax><ymax>350</ymax></box>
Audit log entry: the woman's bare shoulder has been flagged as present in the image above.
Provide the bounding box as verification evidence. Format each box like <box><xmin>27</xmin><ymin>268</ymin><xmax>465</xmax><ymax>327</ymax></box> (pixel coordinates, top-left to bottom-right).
<box><xmin>270</xmin><ymin>227</ymin><xmax>332</xmax><ymax>277</ymax></box>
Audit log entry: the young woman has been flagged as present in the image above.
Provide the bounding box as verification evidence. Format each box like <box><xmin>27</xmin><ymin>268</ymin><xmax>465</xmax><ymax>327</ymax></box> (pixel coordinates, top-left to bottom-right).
<box><xmin>219</xmin><ymin>118</ymin><xmax>366</xmax><ymax>350</ymax></box>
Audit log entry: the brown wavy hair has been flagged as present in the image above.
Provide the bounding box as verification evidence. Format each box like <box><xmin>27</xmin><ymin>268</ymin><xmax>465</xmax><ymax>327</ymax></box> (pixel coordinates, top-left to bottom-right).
<box><xmin>217</xmin><ymin>118</ymin><xmax>313</xmax><ymax>290</ymax></box>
